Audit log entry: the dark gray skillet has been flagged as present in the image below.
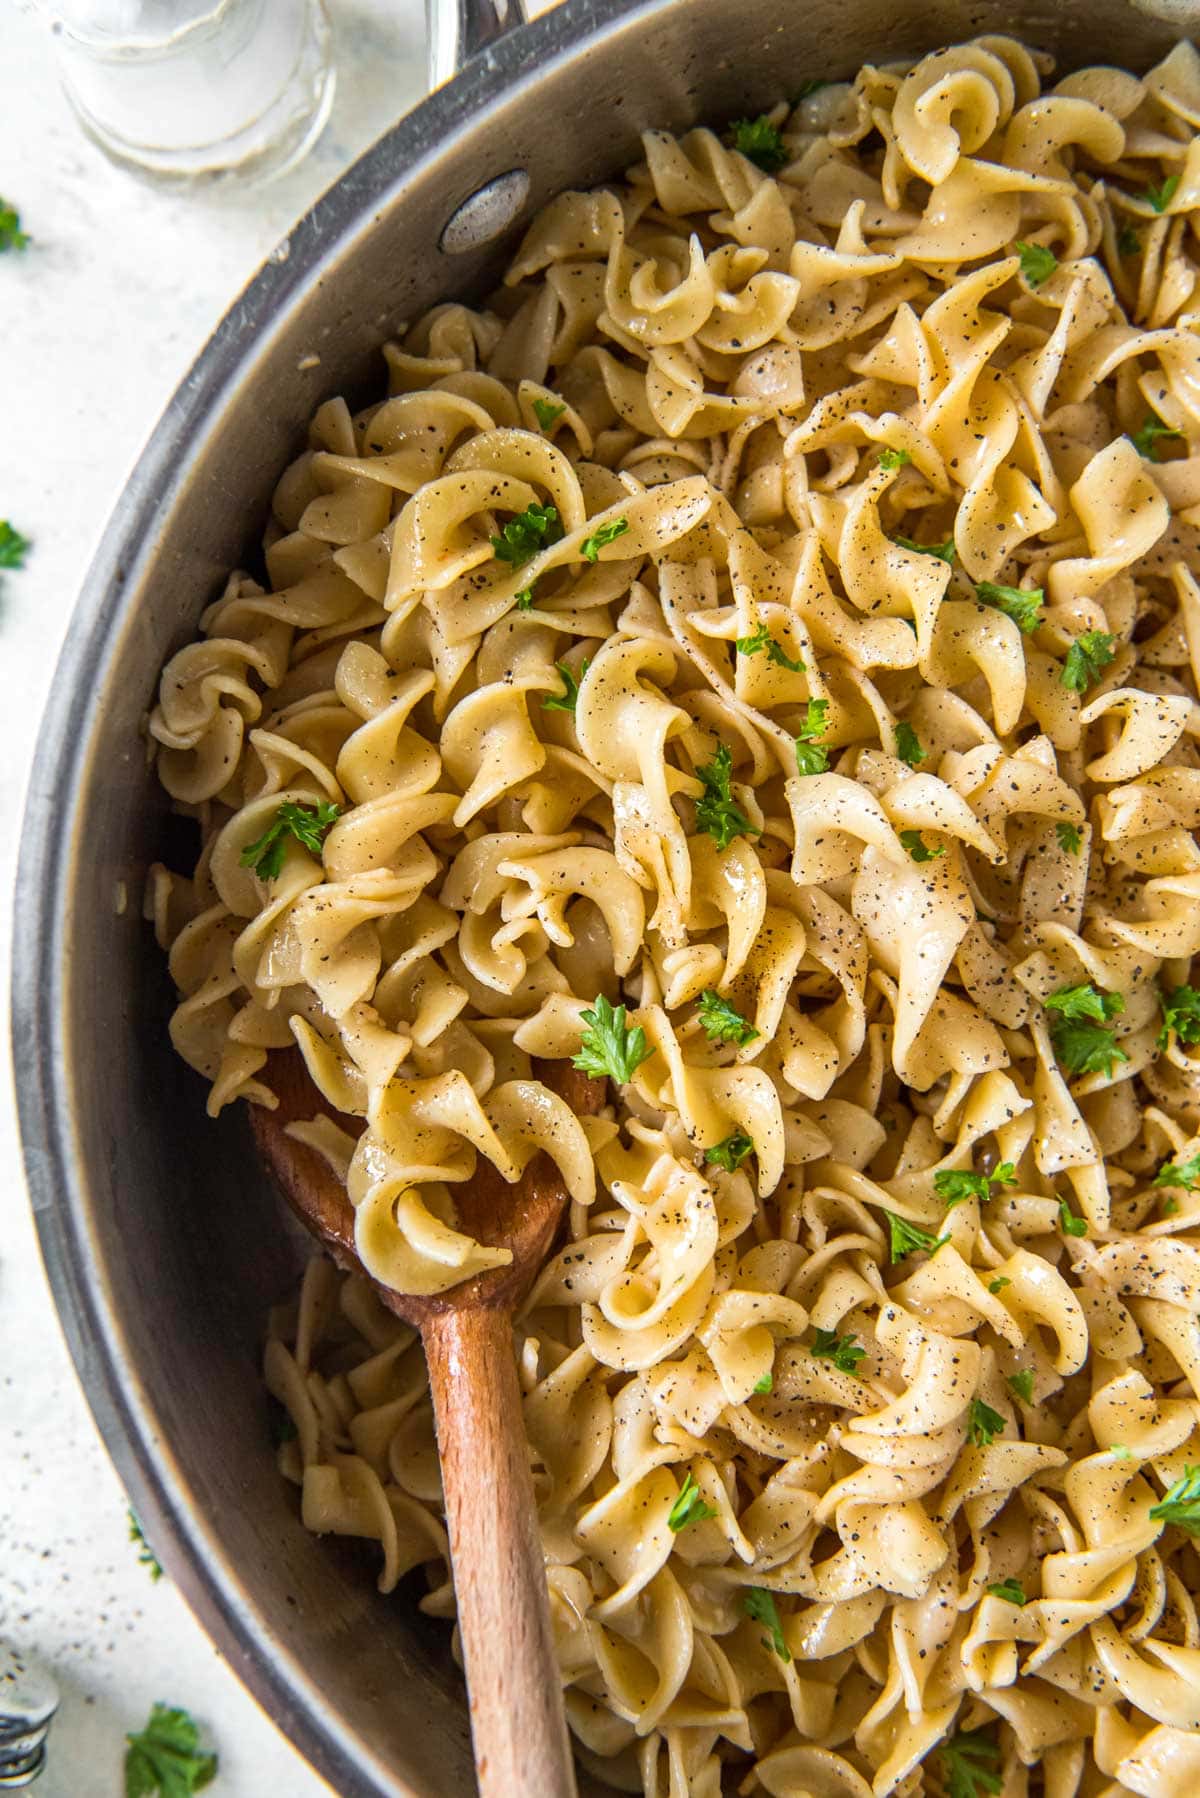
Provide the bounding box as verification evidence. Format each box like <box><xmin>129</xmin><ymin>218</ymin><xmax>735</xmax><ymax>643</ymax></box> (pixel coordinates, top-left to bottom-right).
<box><xmin>12</xmin><ymin>0</ymin><xmax>1194</xmax><ymax>1791</ymax></box>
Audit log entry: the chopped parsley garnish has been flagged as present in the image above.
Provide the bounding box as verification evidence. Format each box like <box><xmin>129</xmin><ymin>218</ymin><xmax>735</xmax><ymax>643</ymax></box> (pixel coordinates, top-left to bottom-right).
<box><xmin>1150</xmin><ymin>1465</ymin><xmax>1200</xmax><ymax>1534</ymax></box>
<box><xmin>794</xmin><ymin>698</ymin><xmax>830</xmax><ymax>776</ymax></box>
<box><xmin>1117</xmin><ymin>222</ymin><xmax>1141</xmax><ymax>257</ymax></box>
<box><xmin>987</xmin><ymin>1578</ymin><xmax>1026</xmax><ymax>1605</ymax></box>
<box><xmin>1058</xmin><ymin>1198</ymin><xmax>1088</xmax><ymax>1237</ymax></box>
<box><xmin>490</xmin><ymin>501</ymin><xmax>562</xmax><ymax>566</ymax></box>
<box><xmin>1046</xmin><ymin>983</ymin><xmax>1123</xmax><ymax>1025</ymax></box>
<box><xmin>730</xmin><ymin>115</ymin><xmax>789</xmax><ymax>173</ymax></box>
<box><xmin>240</xmin><ymin>800</ymin><xmax>341</xmax><ymax>880</ymax></box>
<box><xmin>899</xmin><ymin>829</ymin><xmax>944</xmax><ymax>863</ymax></box>
<box><xmin>705</xmin><ymin>1129</ymin><xmax>755</xmax><ymax>1171</ymax></box>
<box><xmin>1007</xmin><ymin>1369</ymin><xmax>1034</xmax><ymax>1402</ymax></box>
<box><xmin>581</xmin><ymin>516</ymin><xmax>629</xmax><ymax>562</ymax></box>
<box><xmin>1016</xmin><ymin>240</ymin><xmax>1058</xmax><ymax>287</ymax></box>
<box><xmin>810</xmin><ymin>1327</ymin><xmax>866</xmax><ymax>1374</ymax></box>
<box><xmin>886</xmin><ymin>1211</ymin><xmax>945</xmax><ymax>1262</ymax></box>
<box><xmin>893</xmin><ymin>534</ymin><xmax>956</xmax><ymax>563</ymax></box>
<box><xmin>532</xmin><ymin>397</ymin><xmax>566</xmax><ymax>430</ymax></box>
<box><xmin>0</xmin><ymin>197</ymin><xmax>29</xmax><ymax>252</ymax></box>
<box><xmin>975</xmin><ymin>580</ymin><xmax>1044</xmax><ymax>634</ymax></box>
<box><xmin>128</xmin><ymin>1511</ymin><xmax>163</xmax><ymax>1582</ymax></box>
<box><xmin>1154</xmin><ymin>1152</ymin><xmax>1200</xmax><ymax>1191</ymax></box>
<box><xmin>988</xmin><ymin>1276</ymin><xmax>1012</xmax><ymax>1294</ymax></box>
<box><xmin>1056</xmin><ymin>822</ymin><xmax>1083</xmax><ymax>855</ymax></box>
<box><xmin>697</xmin><ymin>989</ymin><xmax>759</xmax><ymax>1046</ymax></box>
<box><xmin>515</xmin><ymin>587</ymin><xmax>535</xmax><ymax>610</ymax></box>
<box><xmin>1046</xmin><ymin>983</ymin><xmax>1127</xmax><ymax>1079</ymax></box>
<box><xmin>1132</xmin><ymin>411</ymin><xmax>1183</xmax><ymax>461</ymax></box>
<box><xmin>1144</xmin><ymin>172</ymin><xmax>1181</xmax><ymax>213</ymax></box>
<box><xmin>1060</xmin><ymin>629</ymin><xmax>1116</xmax><ymax>693</ymax></box>
<box><xmin>934</xmin><ymin>1163</ymin><xmax>1017</xmax><ymax>1209</ymax></box>
<box><xmin>879</xmin><ymin>447</ymin><xmax>911</xmax><ymax>470</ymax></box>
<box><xmin>1164</xmin><ymin>1194</ymin><xmax>1180</xmax><ymax>1215</ymax></box>
<box><xmin>735</xmin><ymin>622</ymin><xmax>805</xmax><ymax>672</ymax></box>
<box><xmin>695</xmin><ymin>742</ymin><xmax>760</xmax><ymax>848</ymax></box>
<box><xmin>754</xmin><ymin>1370</ymin><xmax>774</xmax><ymax>1393</ymax></box>
<box><xmin>968</xmin><ymin>1398</ymin><xmax>1006</xmax><ymax>1446</ymax></box>
<box><xmin>572</xmin><ymin>994</ymin><xmax>654</xmax><ymax>1085</ymax></box>
<box><xmin>1159</xmin><ymin>985</ymin><xmax>1200</xmax><ymax>1049</ymax></box>
<box><xmin>0</xmin><ymin>521</ymin><xmax>30</xmax><ymax>568</ymax></box>
<box><xmin>894</xmin><ymin>721</ymin><xmax>926</xmax><ymax>767</ymax></box>
<box><xmin>743</xmin><ymin>1586</ymin><xmax>791</xmax><ymax>1659</ymax></box>
<box><xmin>542</xmin><ymin>658</ymin><xmax>589</xmax><ymax>714</ymax></box>
<box><xmin>125</xmin><ymin>1703</ymin><xmax>217</xmax><ymax>1797</ymax></box>
<box><xmin>938</xmin><ymin>1727</ymin><xmax>1002</xmax><ymax>1798</ymax></box>
<box><xmin>668</xmin><ymin>1472</ymin><xmax>718</xmax><ymax>1532</ymax></box>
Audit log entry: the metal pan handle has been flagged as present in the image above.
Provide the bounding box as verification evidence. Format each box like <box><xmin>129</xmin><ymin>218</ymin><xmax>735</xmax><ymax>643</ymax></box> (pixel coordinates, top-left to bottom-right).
<box><xmin>425</xmin><ymin>0</ymin><xmax>530</xmax><ymax>88</ymax></box>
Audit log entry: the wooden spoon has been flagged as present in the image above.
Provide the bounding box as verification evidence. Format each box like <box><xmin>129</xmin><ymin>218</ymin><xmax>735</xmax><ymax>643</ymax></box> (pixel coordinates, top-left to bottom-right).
<box><xmin>252</xmin><ymin>1047</ymin><xmax>604</xmax><ymax>1798</ymax></box>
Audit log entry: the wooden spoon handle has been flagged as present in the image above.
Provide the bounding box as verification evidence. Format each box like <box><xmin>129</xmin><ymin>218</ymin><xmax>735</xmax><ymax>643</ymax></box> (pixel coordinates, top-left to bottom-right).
<box><xmin>423</xmin><ymin>1307</ymin><xmax>578</xmax><ymax>1798</ymax></box>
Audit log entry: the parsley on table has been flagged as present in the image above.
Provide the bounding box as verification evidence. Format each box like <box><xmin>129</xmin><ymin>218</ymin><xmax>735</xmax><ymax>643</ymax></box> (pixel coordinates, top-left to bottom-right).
<box><xmin>743</xmin><ymin>1587</ymin><xmax>791</xmax><ymax>1659</ymax></box>
<box><xmin>879</xmin><ymin>447</ymin><xmax>911</xmax><ymax>470</ymax></box>
<box><xmin>695</xmin><ymin>742</ymin><xmax>760</xmax><ymax>849</ymax></box>
<box><xmin>975</xmin><ymin>580</ymin><xmax>1043</xmax><ymax>634</ymax></box>
<box><xmin>1132</xmin><ymin>411</ymin><xmax>1183</xmax><ymax>460</ymax></box>
<box><xmin>1016</xmin><ymin>240</ymin><xmax>1057</xmax><ymax>287</ymax></box>
<box><xmin>1117</xmin><ymin>222</ymin><xmax>1141</xmax><ymax>256</ymax></box>
<box><xmin>128</xmin><ymin>1511</ymin><xmax>163</xmax><ymax>1582</ymax></box>
<box><xmin>581</xmin><ymin>516</ymin><xmax>629</xmax><ymax>562</ymax></box>
<box><xmin>886</xmin><ymin>1211</ymin><xmax>945</xmax><ymax>1262</ymax></box>
<box><xmin>1056</xmin><ymin>822</ymin><xmax>1083</xmax><ymax>855</ymax></box>
<box><xmin>705</xmin><ymin>1129</ymin><xmax>755</xmax><ymax>1171</ymax></box>
<box><xmin>1150</xmin><ymin>1465</ymin><xmax>1200</xmax><ymax>1533</ymax></box>
<box><xmin>899</xmin><ymin>829</ymin><xmax>944</xmax><ymax>863</ymax></box>
<box><xmin>937</xmin><ymin>1726</ymin><xmax>1002</xmax><ymax>1798</ymax></box>
<box><xmin>240</xmin><ymin>800</ymin><xmax>340</xmax><ymax>880</ymax></box>
<box><xmin>0</xmin><ymin>197</ymin><xmax>29</xmax><ymax>252</ymax></box>
<box><xmin>1007</xmin><ymin>1369</ymin><xmax>1034</xmax><ymax>1402</ymax></box>
<box><xmin>753</xmin><ymin>1371</ymin><xmax>774</xmax><ymax>1393</ymax></box>
<box><xmin>1159</xmin><ymin>985</ymin><xmax>1200</xmax><ymax>1048</ymax></box>
<box><xmin>1046</xmin><ymin>983</ymin><xmax>1128</xmax><ymax>1079</ymax></box>
<box><xmin>893</xmin><ymin>534</ymin><xmax>956</xmax><ymax>563</ymax></box>
<box><xmin>1060</xmin><ymin>629</ymin><xmax>1116</xmax><ymax>693</ymax></box>
<box><xmin>490</xmin><ymin>501</ymin><xmax>562</xmax><ymax>566</ymax></box>
<box><xmin>730</xmin><ymin>115</ymin><xmax>789</xmax><ymax>173</ymax></box>
<box><xmin>1058</xmin><ymin>1198</ymin><xmax>1088</xmax><ymax>1237</ymax></box>
<box><xmin>697</xmin><ymin>989</ymin><xmax>759</xmax><ymax>1046</ymax></box>
<box><xmin>1154</xmin><ymin>1152</ymin><xmax>1200</xmax><ymax>1191</ymax></box>
<box><xmin>572</xmin><ymin>994</ymin><xmax>654</xmax><ymax>1085</ymax></box>
<box><xmin>0</xmin><ymin>521</ymin><xmax>30</xmax><ymax>568</ymax></box>
<box><xmin>735</xmin><ymin>621</ymin><xmax>805</xmax><ymax>672</ymax></box>
<box><xmin>934</xmin><ymin>1163</ymin><xmax>1017</xmax><ymax>1209</ymax></box>
<box><xmin>894</xmin><ymin>721</ymin><xmax>926</xmax><ymax>767</ymax></box>
<box><xmin>794</xmin><ymin>698</ymin><xmax>830</xmax><ymax>776</ymax></box>
<box><xmin>968</xmin><ymin>1398</ymin><xmax>1005</xmax><ymax>1446</ymax></box>
<box><xmin>668</xmin><ymin>1472</ymin><xmax>717</xmax><ymax>1532</ymax></box>
<box><xmin>125</xmin><ymin>1703</ymin><xmax>217</xmax><ymax>1798</ymax></box>
<box><xmin>810</xmin><ymin>1327</ymin><xmax>866</xmax><ymax>1374</ymax></box>
<box><xmin>1144</xmin><ymin>172</ymin><xmax>1181</xmax><ymax>213</ymax></box>
<box><xmin>987</xmin><ymin>1578</ymin><xmax>1026</xmax><ymax>1605</ymax></box>
<box><xmin>532</xmin><ymin>397</ymin><xmax>565</xmax><ymax>430</ymax></box>
<box><xmin>542</xmin><ymin>658</ymin><xmax>589</xmax><ymax>714</ymax></box>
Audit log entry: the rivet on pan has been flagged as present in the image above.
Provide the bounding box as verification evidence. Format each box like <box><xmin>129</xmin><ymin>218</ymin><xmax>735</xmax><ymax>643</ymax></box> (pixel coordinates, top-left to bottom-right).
<box><xmin>439</xmin><ymin>170</ymin><xmax>530</xmax><ymax>255</ymax></box>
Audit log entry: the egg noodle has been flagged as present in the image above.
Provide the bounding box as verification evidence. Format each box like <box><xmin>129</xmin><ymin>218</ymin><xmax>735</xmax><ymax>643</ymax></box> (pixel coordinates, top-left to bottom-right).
<box><xmin>147</xmin><ymin>35</ymin><xmax>1200</xmax><ymax>1795</ymax></box>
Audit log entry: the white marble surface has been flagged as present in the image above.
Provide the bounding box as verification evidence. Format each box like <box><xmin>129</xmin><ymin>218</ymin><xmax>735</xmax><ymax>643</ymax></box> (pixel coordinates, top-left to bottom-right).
<box><xmin>0</xmin><ymin>1</ymin><xmax>538</xmax><ymax>1790</ymax></box>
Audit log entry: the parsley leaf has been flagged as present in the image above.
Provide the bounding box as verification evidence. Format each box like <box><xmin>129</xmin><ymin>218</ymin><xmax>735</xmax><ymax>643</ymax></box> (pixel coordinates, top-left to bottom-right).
<box><xmin>0</xmin><ymin>520</ymin><xmax>30</xmax><ymax>568</ymax></box>
<box><xmin>1159</xmin><ymin>985</ymin><xmax>1200</xmax><ymax>1049</ymax></box>
<box><xmin>754</xmin><ymin>1370</ymin><xmax>774</xmax><ymax>1393</ymax></box>
<box><xmin>1132</xmin><ymin>411</ymin><xmax>1183</xmax><ymax>461</ymax></box>
<box><xmin>532</xmin><ymin>397</ymin><xmax>565</xmax><ymax>430</ymax></box>
<box><xmin>968</xmin><ymin>1398</ymin><xmax>1005</xmax><ymax>1446</ymax></box>
<box><xmin>697</xmin><ymin>990</ymin><xmax>759</xmax><ymax>1046</ymax></box>
<box><xmin>1164</xmin><ymin>1194</ymin><xmax>1180</xmax><ymax>1215</ymax></box>
<box><xmin>1060</xmin><ymin>629</ymin><xmax>1116</xmax><ymax>693</ymax></box>
<box><xmin>1145</xmin><ymin>172</ymin><xmax>1181</xmax><ymax>213</ymax></box>
<box><xmin>893</xmin><ymin>534</ymin><xmax>956</xmax><ymax>563</ymax></box>
<box><xmin>0</xmin><ymin>197</ymin><xmax>30</xmax><ymax>253</ymax></box>
<box><xmin>735</xmin><ymin>622</ymin><xmax>805</xmax><ymax>672</ymax></box>
<box><xmin>572</xmin><ymin>994</ymin><xmax>654</xmax><ymax>1085</ymax></box>
<box><xmin>730</xmin><ymin>116</ymin><xmax>789</xmax><ymax>173</ymax></box>
<box><xmin>1154</xmin><ymin>1152</ymin><xmax>1200</xmax><ymax>1191</ymax></box>
<box><xmin>239</xmin><ymin>800</ymin><xmax>341</xmax><ymax>880</ymax></box>
<box><xmin>705</xmin><ymin>1129</ymin><xmax>755</xmax><ymax>1171</ymax></box>
<box><xmin>975</xmin><ymin>580</ymin><xmax>1044</xmax><ymax>634</ymax></box>
<box><xmin>886</xmin><ymin>1211</ymin><xmax>945</xmax><ymax>1262</ymax></box>
<box><xmin>938</xmin><ymin>1727</ymin><xmax>1002</xmax><ymax>1798</ymax></box>
<box><xmin>1007</xmin><ymin>1369</ymin><xmax>1034</xmax><ymax>1402</ymax></box>
<box><xmin>128</xmin><ymin>1511</ymin><xmax>163</xmax><ymax>1582</ymax></box>
<box><xmin>125</xmin><ymin>1703</ymin><xmax>217</xmax><ymax>1798</ymax></box>
<box><xmin>491</xmin><ymin>501</ymin><xmax>562</xmax><ymax>567</ymax></box>
<box><xmin>694</xmin><ymin>742</ymin><xmax>760</xmax><ymax>849</ymax></box>
<box><xmin>794</xmin><ymin>699</ymin><xmax>830</xmax><ymax>776</ymax></box>
<box><xmin>810</xmin><ymin>1327</ymin><xmax>866</xmax><ymax>1374</ymax></box>
<box><xmin>899</xmin><ymin>829</ymin><xmax>944</xmax><ymax>863</ymax></box>
<box><xmin>1016</xmin><ymin>240</ymin><xmax>1058</xmax><ymax>287</ymax></box>
<box><xmin>668</xmin><ymin>1472</ymin><xmax>718</xmax><ymax>1532</ymax></box>
<box><xmin>1058</xmin><ymin>1198</ymin><xmax>1088</xmax><ymax>1237</ymax></box>
<box><xmin>542</xmin><ymin>658</ymin><xmax>589</xmax><ymax>714</ymax></box>
<box><xmin>581</xmin><ymin>516</ymin><xmax>629</xmax><ymax>562</ymax></box>
<box><xmin>1056</xmin><ymin>822</ymin><xmax>1083</xmax><ymax>855</ymax></box>
<box><xmin>1150</xmin><ymin>1465</ymin><xmax>1200</xmax><ymax>1534</ymax></box>
<box><xmin>1117</xmin><ymin>221</ymin><xmax>1141</xmax><ymax>257</ymax></box>
<box><xmin>743</xmin><ymin>1587</ymin><xmax>791</xmax><ymax>1659</ymax></box>
<box><xmin>879</xmin><ymin>447</ymin><xmax>911</xmax><ymax>469</ymax></box>
<box><xmin>1045</xmin><ymin>984</ymin><xmax>1124</xmax><ymax>1025</ymax></box>
<box><xmin>1046</xmin><ymin>984</ymin><xmax>1128</xmax><ymax>1079</ymax></box>
<box><xmin>895</xmin><ymin>721</ymin><xmax>926</xmax><ymax>766</ymax></box>
<box><xmin>988</xmin><ymin>1276</ymin><xmax>1012</xmax><ymax>1294</ymax></box>
<box><xmin>987</xmin><ymin>1578</ymin><xmax>1026</xmax><ymax>1605</ymax></box>
<box><xmin>934</xmin><ymin>1163</ymin><xmax>1017</xmax><ymax>1209</ymax></box>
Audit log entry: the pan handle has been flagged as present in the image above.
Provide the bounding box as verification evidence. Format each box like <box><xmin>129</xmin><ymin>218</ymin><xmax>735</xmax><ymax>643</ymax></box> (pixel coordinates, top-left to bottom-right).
<box><xmin>426</xmin><ymin>0</ymin><xmax>530</xmax><ymax>88</ymax></box>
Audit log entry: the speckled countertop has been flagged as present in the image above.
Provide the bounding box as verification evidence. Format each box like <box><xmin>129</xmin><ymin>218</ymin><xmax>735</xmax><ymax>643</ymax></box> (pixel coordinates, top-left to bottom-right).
<box><xmin>0</xmin><ymin>3</ymin><xmax>536</xmax><ymax>1791</ymax></box>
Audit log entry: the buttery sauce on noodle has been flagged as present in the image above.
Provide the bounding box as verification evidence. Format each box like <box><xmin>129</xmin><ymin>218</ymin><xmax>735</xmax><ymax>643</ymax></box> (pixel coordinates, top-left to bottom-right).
<box><xmin>148</xmin><ymin>36</ymin><xmax>1200</xmax><ymax>1795</ymax></box>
